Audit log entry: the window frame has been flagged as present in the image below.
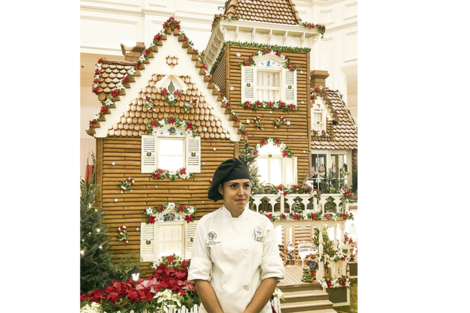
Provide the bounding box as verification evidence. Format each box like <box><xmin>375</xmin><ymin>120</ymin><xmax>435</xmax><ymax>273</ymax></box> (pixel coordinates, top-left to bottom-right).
<box><xmin>157</xmin><ymin>137</ymin><xmax>186</xmax><ymax>171</ymax></box>
<box><xmin>311</xmin><ymin>149</ymin><xmax>352</xmax><ymax>191</ymax></box>
<box><xmin>256</xmin><ymin>67</ymin><xmax>282</xmax><ymax>102</ymax></box>
<box><xmin>155</xmin><ymin>221</ymin><xmax>185</xmax><ymax>259</ymax></box>
<box><xmin>311</xmin><ymin>107</ymin><xmax>326</xmax><ymax>132</ymax></box>
<box><xmin>256</xmin><ymin>144</ymin><xmax>297</xmax><ymax>185</ymax></box>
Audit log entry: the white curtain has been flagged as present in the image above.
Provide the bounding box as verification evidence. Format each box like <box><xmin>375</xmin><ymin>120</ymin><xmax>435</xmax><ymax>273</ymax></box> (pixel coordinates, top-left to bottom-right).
<box><xmin>257</xmin><ymin>71</ymin><xmax>280</xmax><ymax>101</ymax></box>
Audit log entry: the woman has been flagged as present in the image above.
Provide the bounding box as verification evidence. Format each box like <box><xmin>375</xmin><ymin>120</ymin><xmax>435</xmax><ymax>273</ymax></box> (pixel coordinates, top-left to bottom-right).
<box><xmin>188</xmin><ymin>158</ymin><xmax>285</xmax><ymax>313</ymax></box>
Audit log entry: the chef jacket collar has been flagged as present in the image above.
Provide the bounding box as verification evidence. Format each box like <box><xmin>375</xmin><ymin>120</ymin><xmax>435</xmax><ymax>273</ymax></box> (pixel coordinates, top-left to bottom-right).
<box><xmin>221</xmin><ymin>205</ymin><xmax>249</xmax><ymax>219</ymax></box>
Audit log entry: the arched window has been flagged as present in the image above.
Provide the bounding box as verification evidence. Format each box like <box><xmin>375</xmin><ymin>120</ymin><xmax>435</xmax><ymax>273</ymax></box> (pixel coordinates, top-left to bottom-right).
<box><xmin>168</xmin><ymin>81</ymin><xmax>176</xmax><ymax>93</ymax></box>
<box><xmin>255</xmin><ymin>142</ymin><xmax>297</xmax><ymax>185</ymax></box>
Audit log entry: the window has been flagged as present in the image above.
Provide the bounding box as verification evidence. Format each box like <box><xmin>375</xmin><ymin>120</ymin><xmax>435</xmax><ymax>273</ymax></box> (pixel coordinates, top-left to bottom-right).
<box><xmin>141</xmin><ymin>220</ymin><xmax>198</xmax><ymax>262</ymax></box>
<box><xmin>256</xmin><ymin>142</ymin><xmax>297</xmax><ymax>185</ymax></box>
<box><xmin>158</xmin><ymin>138</ymin><xmax>184</xmax><ymax>171</ymax></box>
<box><xmin>241</xmin><ymin>54</ymin><xmax>297</xmax><ymax>103</ymax></box>
<box><xmin>157</xmin><ymin>223</ymin><xmax>183</xmax><ymax>258</ymax></box>
<box><xmin>311</xmin><ymin>150</ymin><xmax>351</xmax><ymax>193</ymax></box>
<box><xmin>312</xmin><ymin>107</ymin><xmax>326</xmax><ymax>132</ymax></box>
<box><xmin>257</xmin><ymin>70</ymin><xmax>281</xmax><ymax>101</ymax></box>
<box><xmin>141</xmin><ymin>125</ymin><xmax>201</xmax><ymax>173</ymax></box>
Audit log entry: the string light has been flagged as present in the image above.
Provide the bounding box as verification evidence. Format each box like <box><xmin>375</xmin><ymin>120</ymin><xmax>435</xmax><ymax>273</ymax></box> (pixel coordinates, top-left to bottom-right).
<box><xmin>97</xmin><ymin>229</ymin><xmax>100</xmax><ymax>232</ymax></box>
<box><xmin>99</xmin><ymin>245</ymin><xmax>102</xmax><ymax>249</ymax></box>
<box><xmin>80</xmin><ymin>250</ymin><xmax>84</xmax><ymax>255</ymax></box>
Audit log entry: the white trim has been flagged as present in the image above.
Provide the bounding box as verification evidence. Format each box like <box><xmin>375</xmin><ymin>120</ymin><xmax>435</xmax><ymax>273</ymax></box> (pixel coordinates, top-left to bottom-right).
<box><xmin>155</xmin><ymin>221</ymin><xmax>185</xmax><ymax>259</ymax></box>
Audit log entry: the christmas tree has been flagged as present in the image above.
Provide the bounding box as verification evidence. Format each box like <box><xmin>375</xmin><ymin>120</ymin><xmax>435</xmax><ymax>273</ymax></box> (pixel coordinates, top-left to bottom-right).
<box><xmin>313</xmin><ymin>225</ymin><xmax>335</xmax><ymax>258</ymax></box>
<box><xmin>238</xmin><ymin>140</ymin><xmax>264</xmax><ymax>195</ymax></box>
<box><xmin>80</xmin><ymin>158</ymin><xmax>114</xmax><ymax>294</ymax></box>
<box><xmin>301</xmin><ymin>267</ymin><xmax>313</xmax><ymax>282</ymax></box>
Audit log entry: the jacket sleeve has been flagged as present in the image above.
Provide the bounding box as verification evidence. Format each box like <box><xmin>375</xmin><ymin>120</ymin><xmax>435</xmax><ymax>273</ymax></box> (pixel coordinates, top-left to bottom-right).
<box><xmin>260</xmin><ymin>221</ymin><xmax>285</xmax><ymax>281</ymax></box>
<box><xmin>187</xmin><ymin>221</ymin><xmax>212</xmax><ymax>283</ymax></box>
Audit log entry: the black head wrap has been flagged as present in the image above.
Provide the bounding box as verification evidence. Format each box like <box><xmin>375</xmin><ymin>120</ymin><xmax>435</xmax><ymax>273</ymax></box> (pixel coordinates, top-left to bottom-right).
<box><xmin>208</xmin><ymin>158</ymin><xmax>251</xmax><ymax>202</ymax></box>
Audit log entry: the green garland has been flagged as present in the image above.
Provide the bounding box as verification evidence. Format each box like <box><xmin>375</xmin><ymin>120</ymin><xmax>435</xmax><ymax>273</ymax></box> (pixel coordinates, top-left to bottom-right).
<box><xmin>210</xmin><ymin>44</ymin><xmax>226</xmax><ymax>75</ymax></box>
<box><xmin>238</xmin><ymin>100</ymin><xmax>299</xmax><ymax>112</ymax></box>
<box><xmin>226</xmin><ymin>41</ymin><xmax>311</xmax><ymax>53</ymax></box>
<box><xmin>211</xmin><ymin>14</ymin><xmax>243</xmax><ymax>31</ymax></box>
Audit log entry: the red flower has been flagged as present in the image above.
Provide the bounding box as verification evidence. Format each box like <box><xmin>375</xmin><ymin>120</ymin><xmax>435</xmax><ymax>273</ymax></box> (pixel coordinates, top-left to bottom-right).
<box><xmin>94</xmin><ymin>78</ymin><xmax>100</xmax><ymax>84</ymax></box>
<box><xmin>97</xmin><ymin>58</ymin><xmax>102</xmax><ymax>64</ymax></box>
<box><xmin>151</xmin><ymin>120</ymin><xmax>159</xmax><ymax>127</ymax></box>
<box><xmin>184</xmin><ymin>37</ymin><xmax>189</xmax><ymax>42</ymax></box>
<box><xmin>283</xmin><ymin>191</ymin><xmax>288</xmax><ymax>196</ymax></box>
<box><xmin>95</xmin><ymin>69</ymin><xmax>101</xmax><ymax>75</ymax></box>
<box><xmin>92</xmin><ymin>87</ymin><xmax>99</xmax><ymax>94</ymax></box>
<box><xmin>166</xmin><ymin>255</ymin><xmax>175</xmax><ymax>263</ymax></box>
<box><xmin>226</xmin><ymin>102</ymin><xmax>231</xmax><ymax>108</ymax></box>
<box><xmin>155</xmin><ymin>173</ymin><xmax>161</xmax><ymax>179</ymax></box>
<box><xmin>89</xmin><ymin>120</ymin><xmax>96</xmax><ymax>126</ymax></box>
<box><xmin>88</xmin><ymin>289</ymin><xmax>105</xmax><ymax>302</ymax></box>
<box><xmin>267</xmin><ymin>101</ymin><xmax>274</xmax><ymax>108</ymax></box>
<box><xmin>252</xmin><ymin>151</ymin><xmax>258</xmax><ymax>156</ymax></box>
<box><xmin>158</xmin><ymin>168</ymin><xmax>166</xmax><ymax>174</ymax></box>
<box><xmin>210</xmin><ymin>177</ymin><xmax>213</xmax><ymax>184</ymax></box>
<box><xmin>184</xmin><ymin>215</ymin><xmax>194</xmax><ymax>223</ymax></box>
<box><xmin>163</xmin><ymin>22</ymin><xmax>170</xmax><ymax>28</ymax></box>
<box><xmin>122</xmin><ymin>75</ymin><xmax>129</xmax><ymax>83</ymax></box>
<box><xmin>161</xmin><ymin>88</ymin><xmax>169</xmax><ymax>96</ymax></box>
<box><xmin>292</xmin><ymin>185</ymin><xmax>299</xmax><ymax>190</ymax></box>
<box><xmin>180</xmin><ymin>167</ymin><xmax>187</xmax><ymax>174</ymax></box>
<box><xmin>234</xmin><ymin>117</ymin><xmax>240</xmax><ymax>123</ymax></box>
<box><xmin>145</xmin><ymin>49</ymin><xmax>150</xmax><ymax>55</ymax></box>
<box><xmin>282</xmin><ymin>150</ymin><xmax>289</xmax><ymax>158</ymax></box>
<box><xmin>154</xmin><ymin>34</ymin><xmax>162</xmax><ymax>42</ymax></box>
<box><xmin>148</xmin><ymin>216</ymin><xmax>156</xmax><ymax>224</ymax></box>
<box><xmin>321</xmin><ymin>130</ymin><xmax>326</xmax><ymax>135</ymax></box>
<box><xmin>168</xmin><ymin>116</ymin><xmax>176</xmax><ymax>124</ymax></box>
<box><xmin>100</xmin><ymin>106</ymin><xmax>108</xmax><ymax>114</ymax></box>
<box><xmin>111</xmin><ymin>89</ymin><xmax>119</xmax><ymax>98</ymax></box>
<box><xmin>314</xmin><ymin>88</ymin><xmax>320</xmax><ymax>93</ymax></box>
<box><xmin>243</xmin><ymin>130</ymin><xmax>249</xmax><ymax>136</ymax></box>
<box><xmin>156</xmin><ymin>205</ymin><xmax>164</xmax><ymax>213</ymax></box>
<box><xmin>243</xmin><ymin>102</ymin><xmax>250</xmax><ymax>109</ymax></box>
<box><xmin>293</xmin><ymin>213</ymin><xmax>300</xmax><ymax>221</ymax></box>
<box><xmin>80</xmin><ymin>294</ymin><xmax>88</xmax><ymax>302</ymax></box>
<box><xmin>274</xmin><ymin>138</ymin><xmax>281</xmax><ymax>145</ymax></box>
<box><xmin>186</xmin><ymin>122</ymin><xmax>194</xmax><ymax>130</ymax></box>
<box><xmin>134</xmin><ymin>62</ymin><xmax>141</xmax><ymax>69</ymax></box>
<box><xmin>279</xmin><ymin>102</ymin><xmax>286</xmax><ymax>109</ymax></box>
<box><xmin>255</xmin><ymin>100</ymin><xmax>261</xmax><ymax>107</ymax></box>
<box><xmin>174</xmin><ymin>90</ymin><xmax>182</xmax><ymax>98</ymax></box>
<box><xmin>260</xmin><ymin>139</ymin><xmax>266</xmax><ymax>146</ymax></box>
<box><xmin>177</xmin><ymin>204</ymin><xmax>185</xmax><ymax>212</ymax></box>
<box><xmin>311</xmin><ymin>213</ymin><xmax>317</xmax><ymax>220</ymax></box>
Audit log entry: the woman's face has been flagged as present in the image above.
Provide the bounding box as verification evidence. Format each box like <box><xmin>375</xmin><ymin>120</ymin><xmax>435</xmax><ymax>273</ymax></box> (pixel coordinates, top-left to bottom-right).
<box><xmin>218</xmin><ymin>179</ymin><xmax>251</xmax><ymax>212</ymax></box>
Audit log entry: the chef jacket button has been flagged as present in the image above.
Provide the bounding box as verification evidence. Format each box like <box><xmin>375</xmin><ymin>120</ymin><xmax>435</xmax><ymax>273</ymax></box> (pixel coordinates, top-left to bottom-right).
<box><xmin>223</xmin><ymin>285</ymin><xmax>227</xmax><ymax>290</ymax></box>
<box><xmin>223</xmin><ymin>219</ymin><xmax>227</xmax><ymax>222</ymax></box>
<box><xmin>244</xmin><ymin>249</ymin><xmax>249</xmax><ymax>254</ymax></box>
<box><xmin>244</xmin><ymin>285</ymin><xmax>250</xmax><ymax>290</ymax></box>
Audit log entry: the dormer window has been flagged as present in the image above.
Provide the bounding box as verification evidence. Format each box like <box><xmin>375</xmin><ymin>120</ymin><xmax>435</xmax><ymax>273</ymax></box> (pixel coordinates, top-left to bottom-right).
<box><xmin>312</xmin><ymin>105</ymin><xmax>326</xmax><ymax>132</ymax></box>
<box><xmin>241</xmin><ymin>54</ymin><xmax>297</xmax><ymax>104</ymax></box>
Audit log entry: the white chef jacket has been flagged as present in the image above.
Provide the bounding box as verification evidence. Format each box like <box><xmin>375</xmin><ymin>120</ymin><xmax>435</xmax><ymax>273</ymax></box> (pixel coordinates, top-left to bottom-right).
<box><xmin>188</xmin><ymin>205</ymin><xmax>285</xmax><ymax>313</ymax></box>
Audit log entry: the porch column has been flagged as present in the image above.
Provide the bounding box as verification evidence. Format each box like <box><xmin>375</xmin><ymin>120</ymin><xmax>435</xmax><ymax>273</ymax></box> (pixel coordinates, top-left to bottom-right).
<box><xmin>280</xmin><ymin>194</ymin><xmax>285</xmax><ymax>213</ymax></box>
<box><xmin>317</xmin><ymin>225</ymin><xmax>324</xmax><ymax>281</ymax></box>
<box><xmin>339</xmin><ymin>223</ymin><xmax>347</xmax><ymax>276</ymax></box>
<box><xmin>333</xmin><ymin>224</ymin><xmax>338</xmax><ymax>250</ymax></box>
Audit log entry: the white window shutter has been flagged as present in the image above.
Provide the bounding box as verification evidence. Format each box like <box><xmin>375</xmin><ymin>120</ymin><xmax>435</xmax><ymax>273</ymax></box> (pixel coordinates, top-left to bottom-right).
<box><xmin>186</xmin><ymin>136</ymin><xmax>201</xmax><ymax>173</ymax></box>
<box><xmin>141</xmin><ymin>135</ymin><xmax>157</xmax><ymax>173</ymax></box>
<box><xmin>184</xmin><ymin>220</ymin><xmax>198</xmax><ymax>259</ymax></box>
<box><xmin>283</xmin><ymin>69</ymin><xmax>297</xmax><ymax>104</ymax></box>
<box><xmin>241</xmin><ymin>66</ymin><xmax>256</xmax><ymax>102</ymax></box>
<box><xmin>140</xmin><ymin>222</ymin><xmax>158</xmax><ymax>262</ymax></box>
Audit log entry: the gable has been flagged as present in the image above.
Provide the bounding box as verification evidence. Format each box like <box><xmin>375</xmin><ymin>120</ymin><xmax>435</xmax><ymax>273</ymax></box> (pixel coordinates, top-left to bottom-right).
<box><xmin>311</xmin><ymin>89</ymin><xmax>358</xmax><ymax>150</ymax></box>
<box><xmin>225</xmin><ymin>0</ymin><xmax>302</xmax><ymax>25</ymax></box>
<box><xmin>88</xmin><ymin>31</ymin><xmax>242</xmax><ymax>141</ymax></box>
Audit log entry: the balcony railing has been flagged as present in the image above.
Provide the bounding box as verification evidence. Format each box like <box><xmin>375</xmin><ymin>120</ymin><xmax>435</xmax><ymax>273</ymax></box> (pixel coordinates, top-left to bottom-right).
<box><xmin>251</xmin><ymin>193</ymin><xmax>351</xmax><ymax>215</ymax></box>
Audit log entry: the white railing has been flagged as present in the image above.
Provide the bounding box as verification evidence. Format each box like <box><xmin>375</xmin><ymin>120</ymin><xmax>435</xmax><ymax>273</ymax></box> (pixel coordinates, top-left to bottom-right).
<box><xmin>251</xmin><ymin>193</ymin><xmax>347</xmax><ymax>215</ymax></box>
<box><xmin>152</xmin><ymin>300</ymin><xmax>281</xmax><ymax>313</ymax></box>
